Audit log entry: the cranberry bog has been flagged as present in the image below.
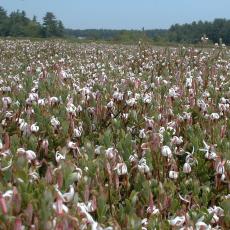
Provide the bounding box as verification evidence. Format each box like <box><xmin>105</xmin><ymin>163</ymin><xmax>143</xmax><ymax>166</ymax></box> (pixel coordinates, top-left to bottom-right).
<box><xmin>0</xmin><ymin>40</ymin><xmax>230</xmax><ymax>229</ymax></box>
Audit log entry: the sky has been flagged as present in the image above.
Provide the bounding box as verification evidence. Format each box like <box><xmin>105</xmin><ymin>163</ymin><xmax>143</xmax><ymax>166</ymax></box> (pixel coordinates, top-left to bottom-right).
<box><xmin>0</xmin><ymin>0</ymin><xmax>230</xmax><ymax>30</ymax></box>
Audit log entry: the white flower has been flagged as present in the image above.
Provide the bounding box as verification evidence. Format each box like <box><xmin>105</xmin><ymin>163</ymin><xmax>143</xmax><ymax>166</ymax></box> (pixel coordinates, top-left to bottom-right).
<box><xmin>171</xmin><ymin>136</ymin><xmax>183</xmax><ymax>145</ymax></box>
<box><xmin>53</xmin><ymin>199</ymin><xmax>69</xmax><ymax>214</ymax></box>
<box><xmin>185</xmin><ymin>147</ymin><xmax>197</xmax><ymax>165</ymax></box>
<box><xmin>59</xmin><ymin>69</ymin><xmax>68</xmax><ymax>79</ymax></box>
<box><xmin>126</xmin><ymin>98</ymin><xmax>136</xmax><ymax>106</ymax></box>
<box><xmin>210</xmin><ymin>113</ymin><xmax>220</xmax><ymax>120</ymax></box>
<box><xmin>166</xmin><ymin>126</ymin><xmax>176</xmax><ymax>135</ymax></box>
<box><xmin>66</xmin><ymin>103</ymin><xmax>77</xmax><ymax>114</ymax></box>
<box><xmin>221</xmin><ymin>173</ymin><xmax>226</xmax><ymax>182</ymax></box>
<box><xmin>197</xmin><ymin>99</ymin><xmax>208</xmax><ymax>112</ymax></box>
<box><xmin>16</xmin><ymin>148</ymin><xmax>26</xmax><ymax>155</ymax></box>
<box><xmin>129</xmin><ymin>153</ymin><xmax>138</xmax><ymax>163</ymax></box>
<box><xmin>147</xmin><ymin>205</ymin><xmax>159</xmax><ymax>215</ymax></box>
<box><xmin>3</xmin><ymin>190</ymin><xmax>13</xmax><ymax>199</ymax></box>
<box><xmin>29</xmin><ymin>171</ymin><xmax>40</xmax><ymax>182</ymax></box>
<box><xmin>169</xmin><ymin>170</ymin><xmax>179</xmax><ymax>179</ymax></box>
<box><xmin>218</xmin><ymin>103</ymin><xmax>229</xmax><ymax>112</ymax></box>
<box><xmin>30</xmin><ymin>123</ymin><xmax>39</xmax><ymax>133</ymax></box>
<box><xmin>76</xmin><ymin>105</ymin><xmax>83</xmax><ymax>112</ymax></box>
<box><xmin>185</xmin><ymin>77</ymin><xmax>193</xmax><ymax>88</ymax></box>
<box><xmin>61</xmin><ymin>185</ymin><xmax>75</xmax><ymax>203</ymax></box>
<box><xmin>168</xmin><ymin>216</ymin><xmax>185</xmax><ymax>227</ymax></box>
<box><xmin>210</xmin><ymin>213</ymin><xmax>219</xmax><ymax>224</ymax></box>
<box><xmin>50</xmin><ymin>116</ymin><xmax>60</xmax><ymax>128</ymax></box>
<box><xmin>95</xmin><ymin>145</ymin><xmax>102</xmax><ymax>155</ymax></box>
<box><xmin>71</xmin><ymin>167</ymin><xmax>82</xmax><ymax>182</ymax></box>
<box><xmin>143</xmin><ymin>94</ymin><xmax>152</xmax><ymax>104</ymax></box>
<box><xmin>195</xmin><ymin>219</ymin><xmax>211</xmax><ymax>230</ymax></box>
<box><xmin>142</xmin><ymin>218</ymin><xmax>148</xmax><ymax>227</ymax></box>
<box><xmin>42</xmin><ymin>139</ymin><xmax>49</xmax><ymax>149</ymax></box>
<box><xmin>86</xmin><ymin>199</ymin><xmax>97</xmax><ymax>213</ymax></box>
<box><xmin>38</xmin><ymin>99</ymin><xmax>46</xmax><ymax>106</ymax></box>
<box><xmin>139</xmin><ymin>129</ymin><xmax>147</xmax><ymax>139</ymax></box>
<box><xmin>20</xmin><ymin>121</ymin><xmax>29</xmax><ymax>133</ymax></box>
<box><xmin>0</xmin><ymin>139</ymin><xmax>3</xmax><ymax>150</ymax></box>
<box><xmin>113</xmin><ymin>91</ymin><xmax>123</xmax><ymax>101</ymax></box>
<box><xmin>168</xmin><ymin>87</ymin><xmax>179</xmax><ymax>98</ymax></box>
<box><xmin>216</xmin><ymin>161</ymin><xmax>225</xmax><ymax>175</ymax></box>
<box><xmin>182</xmin><ymin>112</ymin><xmax>192</xmax><ymax>121</ymax></box>
<box><xmin>67</xmin><ymin>141</ymin><xmax>79</xmax><ymax>150</ymax></box>
<box><xmin>105</xmin><ymin>147</ymin><xmax>117</xmax><ymax>159</ymax></box>
<box><xmin>211</xmin><ymin>206</ymin><xmax>224</xmax><ymax>217</ymax></box>
<box><xmin>77</xmin><ymin>203</ymin><xmax>102</xmax><ymax>229</ymax></box>
<box><xmin>5</xmin><ymin>111</ymin><xmax>13</xmax><ymax>119</ymax></box>
<box><xmin>159</xmin><ymin>127</ymin><xmax>165</xmax><ymax>134</ymax></box>
<box><xmin>107</xmin><ymin>100</ymin><xmax>114</xmax><ymax>108</ymax></box>
<box><xmin>220</xmin><ymin>97</ymin><xmax>228</xmax><ymax>104</ymax></box>
<box><xmin>161</xmin><ymin>146</ymin><xmax>172</xmax><ymax>157</ymax></box>
<box><xmin>114</xmin><ymin>163</ymin><xmax>128</xmax><ymax>176</ymax></box>
<box><xmin>183</xmin><ymin>163</ymin><xmax>191</xmax><ymax>174</ymax></box>
<box><xmin>208</xmin><ymin>206</ymin><xmax>224</xmax><ymax>224</ymax></box>
<box><xmin>55</xmin><ymin>151</ymin><xmax>65</xmax><ymax>163</ymax></box>
<box><xmin>73</xmin><ymin>126</ymin><xmax>83</xmax><ymax>138</ymax></box>
<box><xmin>28</xmin><ymin>93</ymin><xmax>38</xmax><ymax>102</ymax></box>
<box><xmin>25</xmin><ymin>150</ymin><xmax>36</xmax><ymax>161</ymax></box>
<box><xmin>16</xmin><ymin>148</ymin><xmax>36</xmax><ymax>162</ymax></box>
<box><xmin>199</xmin><ymin>141</ymin><xmax>217</xmax><ymax>160</ymax></box>
<box><xmin>138</xmin><ymin>160</ymin><xmax>150</xmax><ymax>174</ymax></box>
<box><xmin>224</xmin><ymin>194</ymin><xmax>230</xmax><ymax>199</ymax></box>
<box><xmin>49</xmin><ymin>97</ymin><xmax>59</xmax><ymax>105</ymax></box>
<box><xmin>122</xmin><ymin>113</ymin><xmax>129</xmax><ymax>120</ymax></box>
<box><xmin>2</xmin><ymin>97</ymin><xmax>12</xmax><ymax>108</ymax></box>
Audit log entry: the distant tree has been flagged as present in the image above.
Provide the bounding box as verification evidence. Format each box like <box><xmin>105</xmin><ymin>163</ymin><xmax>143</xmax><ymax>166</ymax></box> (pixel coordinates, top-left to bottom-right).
<box><xmin>32</xmin><ymin>15</ymin><xmax>37</xmax><ymax>22</ymax></box>
<box><xmin>57</xmin><ymin>20</ymin><xmax>64</xmax><ymax>37</ymax></box>
<box><xmin>0</xmin><ymin>6</ymin><xmax>9</xmax><ymax>36</ymax></box>
<box><xmin>25</xmin><ymin>20</ymin><xmax>42</xmax><ymax>37</ymax></box>
<box><xmin>0</xmin><ymin>6</ymin><xmax>64</xmax><ymax>38</ymax></box>
<box><xmin>9</xmin><ymin>11</ymin><xmax>26</xmax><ymax>36</ymax></box>
<box><xmin>42</xmin><ymin>12</ymin><xmax>58</xmax><ymax>37</ymax></box>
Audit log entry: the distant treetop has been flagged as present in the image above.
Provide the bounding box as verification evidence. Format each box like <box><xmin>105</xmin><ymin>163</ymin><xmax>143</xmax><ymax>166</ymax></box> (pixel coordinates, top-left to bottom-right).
<box><xmin>0</xmin><ymin>6</ymin><xmax>65</xmax><ymax>38</ymax></box>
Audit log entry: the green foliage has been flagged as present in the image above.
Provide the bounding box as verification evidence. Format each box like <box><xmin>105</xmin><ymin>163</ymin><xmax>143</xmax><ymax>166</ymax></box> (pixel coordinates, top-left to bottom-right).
<box><xmin>43</xmin><ymin>12</ymin><xmax>64</xmax><ymax>37</ymax></box>
<box><xmin>0</xmin><ymin>6</ymin><xmax>65</xmax><ymax>38</ymax></box>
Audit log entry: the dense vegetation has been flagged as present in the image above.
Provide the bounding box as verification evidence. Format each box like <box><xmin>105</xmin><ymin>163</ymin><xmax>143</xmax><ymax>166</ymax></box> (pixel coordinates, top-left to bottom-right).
<box><xmin>0</xmin><ymin>6</ymin><xmax>64</xmax><ymax>37</ymax></box>
<box><xmin>66</xmin><ymin>19</ymin><xmax>230</xmax><ymax>45</ymax></box>
<box><xmin>167</xmin><ymin>19</ymin><xmax>230</xmax><ymax>44</ymax></box>
<box><xmin>65</xmin><ymin>28</ymin><xmax>167</xmax><ymax>42</ymax></box>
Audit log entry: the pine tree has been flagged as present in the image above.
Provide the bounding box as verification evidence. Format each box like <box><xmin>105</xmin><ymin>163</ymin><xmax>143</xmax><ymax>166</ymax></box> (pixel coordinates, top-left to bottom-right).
<box><xmin>42</xmin><ymin>12</ymin><xmax>58</xmax><ymax>37</ymax></box>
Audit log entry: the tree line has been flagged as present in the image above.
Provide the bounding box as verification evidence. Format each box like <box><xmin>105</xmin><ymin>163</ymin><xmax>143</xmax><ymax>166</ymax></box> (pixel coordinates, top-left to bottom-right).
<box><xmin>165</xmin><ymin>19</ymin><xmax>230</xmax><ymax>44</ymax></box>
<box><xmin>1</xmin><ymin>6</ymin><xmax>230</xmax><ymax>45</ymax></box>
<box><xmin>59</xmin><ymin>19</ymin><xmax>230</xmax><ymax>45</ymax></box>
<box><xmin>0</xmin><ymin>6</ymin><xmax>64</xmax><ymax>37</ymax></box>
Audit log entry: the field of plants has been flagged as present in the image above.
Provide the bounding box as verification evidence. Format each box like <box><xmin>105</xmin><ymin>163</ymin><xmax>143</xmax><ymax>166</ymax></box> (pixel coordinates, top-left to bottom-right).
<box><xmin>0</xmin><ymin>39</ymin><xmax>229</xmax><ymax>229</ymax></box>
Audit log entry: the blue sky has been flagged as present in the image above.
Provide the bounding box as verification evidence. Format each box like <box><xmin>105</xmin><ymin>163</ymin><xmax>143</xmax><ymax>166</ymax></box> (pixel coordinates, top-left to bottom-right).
<box><xmin>1</xmin><ymin>0</ymin><xmax>230</xmax><ymax>29</ymax></box>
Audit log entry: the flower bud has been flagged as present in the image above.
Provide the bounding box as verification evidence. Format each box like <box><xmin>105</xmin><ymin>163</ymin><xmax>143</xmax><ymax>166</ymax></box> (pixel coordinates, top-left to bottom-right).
<box><xmin>0</xmin><ymin>193</ymin><xmax>7</xmax><ymax>214</ymax></box>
